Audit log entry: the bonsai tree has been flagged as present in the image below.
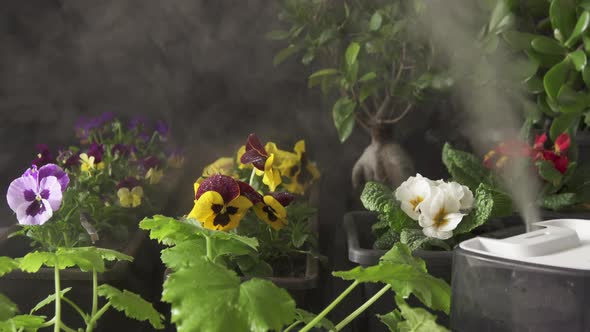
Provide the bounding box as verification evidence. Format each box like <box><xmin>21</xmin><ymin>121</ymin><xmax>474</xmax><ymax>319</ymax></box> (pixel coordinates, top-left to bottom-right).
<box><xmin>270</xmin><ymin>0</ymin><xmax>452</xmax><ymax>188</ymax></box>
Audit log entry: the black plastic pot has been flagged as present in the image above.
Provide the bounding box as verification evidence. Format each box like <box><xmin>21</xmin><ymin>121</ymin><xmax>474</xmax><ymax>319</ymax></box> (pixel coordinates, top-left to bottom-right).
<box><xmin>343</xmin><ymin>211</ymin><xmax>452</xmax><ymax>332</ymax></box>
<box><xmin>0</xmin><ymin>226</ymin><xmax>163</xmax><ymax>332</ymax></box>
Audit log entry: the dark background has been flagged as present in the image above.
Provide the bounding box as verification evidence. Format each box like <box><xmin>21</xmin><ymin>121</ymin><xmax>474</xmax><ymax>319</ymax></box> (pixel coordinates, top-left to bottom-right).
<box><xmin>0</xmin><ymin>0</ymin><xmax>459</xmax><ymax>324</ymax></box>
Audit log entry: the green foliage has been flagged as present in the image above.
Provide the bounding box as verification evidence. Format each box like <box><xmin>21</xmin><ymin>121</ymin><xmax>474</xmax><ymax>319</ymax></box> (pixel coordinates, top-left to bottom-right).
<box><xmin>332</xmin><ymin>97</ymin><xmax>356</xmax><ymax>143</ymax></box>
<box><xmin>293</xmin><ymin>309</ymin><xmax>336</xmax><ymax>331</ymax></box>
<box><xmin>163</xmin><ymin>258</ymin><xmax>295</xmax><ymax>332</ymax></box>
<box><xmin>30</xmin><ymin>288</ymin><xmax>72</xmax><ymax>314</ymax></box>
<box><xmin>18</xmin><ymin>247</ymin><xmax>131</xmax><ymax>273</ymax></box>
<box><xmin>0</xmin><ymin>257</ymin><xmax>18</xmax><ymax>277</ymax></box>
<box><xmin>540</xmin><ymin>192</ymin><xmax>579</xmax><ymax>210</ymax></box>
<box><xmin>379</xmin><ymin>296</ymin><xmax>450</xmax><ymax>332</ymax></box>
<box><xmin>442</xmin><ymin>143</ymin><xmax>490</xmax><ymax>192</ymax></box>
<box><xmin>0</xmin><ymin>294</ymin><xmax>17</xmax><ymax>321</ymax></box>
<box><xmin>399</xmin><ymin>229</ymin><xmax>450</xmax><ymax>251</ymax></box>
<box><xmin>0</xmin><ymin>314</ymin><xmax>46</xmax><ymax>332</ymax></box>
<box><xmin>97</xmin><ymin>285</ymin><xmax>164</xmax><ymax>329</ymax></box>
<box><xmin>139</xmin><ymin>215</ymin><xmax>199</xmax><ymax>246</ymax></box>
<box><xmin>454</xmin><ymin>184</ymin><xmax>495</xmax><ymax>235</ymax></box>
<box><xmin>334</xmin><ymin>244</ymin><xmax>451</xmax><ymax>314</ymax></box>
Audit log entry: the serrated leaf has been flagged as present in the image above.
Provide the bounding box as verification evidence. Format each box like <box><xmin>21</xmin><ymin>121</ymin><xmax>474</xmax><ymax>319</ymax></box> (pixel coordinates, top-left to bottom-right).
<box><xmin>369</xmin><ymin>12</ymin><xmax>383</xmax><ymax>31</ymax></box>
<box><xmin>0</xmin><ymin>314</ymin><xmax>46</xmax><ymax>330</ymax></box>
<box><xmin>163</xmin><ymin>259</ymin><xmax>295</xmax><ymax>332</ymax></box>
<box><xmin>294</xmin><ymin>309</ymin><xmax>336</xmax><ymax>331</ymax></box>
<box><xmin>18</xmin><ymin>252</ymin><xmax>56</xmax><ymax>273</ymax></box>
<box><xmin>568</xmin><ymin>50</ymin><xmax>587</xmax><ymax>71</ymax></box>
<box><xmin>332</xmin><ymin>97</ymin><xmax>356</xmax><ymax>143</ymax></box>
<box><xmin>374</xmin><ymin>229</ymin><xmax>401</xmax><ymax>250</ymax></box>
<box><xmin>399</xmin><ymin>229</ymin><xmax>451</xmax><ymax>251</ymax></box>
<box><xmin>565</xmin><ymin>11</ymin><xmax>590</xmax><ymax>47</ymax></box>
<box><xmin>541</xmin><ymin>193</ymin><xmax>578</xmax><ymax>210</ymax></box>
<box><xmin>0</xmin><ymin>257</ymin><xmax>18</xmax><ymax>277</ymax></box>
<box><xmin>30</xmin><ymin>288</ymin><xmax>72</xmax><ymax>314</ymax></box>
<box><xmin>442</xmin><ymin>143</ymin><xmax>490</xmax><ymax>192</ymax></box>
<box><xmin>55</xmin><ymin>247</ymin><xmax>106</xmax><ymax>272</ymax></box>
<box><xmin>379</xmin><ymin>296</ymin><xmax>450</xmax><ymax>332</ymax></box>
<box><xmin>334</xmin><ymin>263</ymin><xmax>450</xmax><ymax>313</ymax></box>
<box><xmin>345</xmin><ymin>42</ymin><xmax>360</xmax><ymax>66</ymax></box>
<box><xmin>531</xmin><ymin>36</ymin><xmax>567</xmax><ymax>55</ymax></box>
<box><xmin>454</xmin><ymin>184</ymin><xmax>494</xmax><ymax>235</ymax></box>
<box><xmin>380</xmin><ymin>243</ymin><xmax>426</xmax><ymax>272</ymax></box>
<box><xmin>536</xmin><ymin>159</ymin><xmax>564</xmax><ymax>186</ymax></box>
<box><xmin>92</xmin><ymin>248</ymin><xmax>133</xmax><ymax>262</ymax></box>
<box><xmin>160</xmin><ymin>240</ymin><xmax>206</xmax><ymax>270</ymax></box>
<box><xmin>0</xmin><ymin>294</ymin><xmax>17</xmax><ymax>321</ymax></box>
<box><xmin>544</xmin><ymin>60</ymin><xmax>571</xmax><ymax>101</ymax></box>
<box><xmin>98</xmin><ymin>284</ymin><xmax>163</xmax><ymax>329</ymax></box>
<box><xmin>140</xmin><ymin>215</ymin><xmax>198</xmax><ymax>245</ymax></box>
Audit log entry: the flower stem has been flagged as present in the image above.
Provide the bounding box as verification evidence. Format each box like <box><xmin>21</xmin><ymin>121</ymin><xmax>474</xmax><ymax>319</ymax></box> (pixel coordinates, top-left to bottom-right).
<box><xmin>335</xmin><ymin>284</ymin><xmax>392</xmax><ymax>331</ymax></box>
<box><xmin>86</xmin><ymin>303</ymin><xmax>111</xmax><ymax>332</ymax></box>
<box><xmin>53</xmin><ymin>265</ymin><xmax>61</xmax><ymax>332</ymax></box>
<box><xmin>91</xmin><ymin>269</ymin><xmax>98</xmax><ymax>320</ymax></box>
<box><xmin>298</xmin><ymin>280</ymin><xmax>360</xmax><ymax>332</ymax></box>
<box><xmin>206</xmin><ymin>235</ymin><xmax>213</xmax><ymax>261</ymax></box>
<box><xmin>283</xmin><ymin>321</ymin><xmax>303</xmax><ymax>332</ymax></box>
<box><xmin>248</xmin><ymin>168</ymin><xmax>257</xmax><ymax>187</ymax></box>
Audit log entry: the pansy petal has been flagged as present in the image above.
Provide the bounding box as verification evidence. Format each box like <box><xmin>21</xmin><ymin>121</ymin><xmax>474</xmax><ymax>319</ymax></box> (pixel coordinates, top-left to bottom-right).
<box><xmin>293</xmin><ymin>140</ymin><xmax>305</xmax><ymax>156</ymax></box>
<box><xmin>240</xmin><ymin>149</ymin><xmax>267</xmax><ymax>170</ymax></box>
<box><xmin>195</xmin><ymin>175</ymin><xmax>240</xmax><ymax>203</ymax></box>
<box><xmin>245</xmin><ymin>133</ymin><xmax>267</xmax><ymax>156</ymax></box>
<box><xmin>190</xmin><ymin>191</ymin><xmax>225</xmax><ymax>223</ymax></box>
<box><xmin>39</xmin><ymin>164</ymin><xmax>69</xmax><ymax>192</ymax></box>
<box><xmin>262</xmin><ymin>155</ymin><xmax>282</xmax><ymax>191</ymax></box>
<box><xmin>39</xmin><ymin>176</ymin><xmax>62</xmax><ymax>212</ymax></box>
<box><xmin>117</xmin><ymin>188</ymin><xmax>132</xmax><ymax>207</ymax></box>
<box><xmin>237</xmin><ymin>181</ymin><xmax>263</xmax><ymax>204</ymax></box>
<box><xmin>269</xmin><ymin>192</ymin><xmax>295</xmax><ymax>207</ymax></box>
<box><xmin>16</xmin><ymin>200</ymin><xmax>52</xmax><ymax>226</ymax></box>
<box><xmin>263</xmin><ymin>195</ymin><xmax>287</xmax><ymax>219</ymax></box>
<box><xmin>7</xmin><ymin>175</ymin><xmax>38</xmax><ymax>212</ymax></box>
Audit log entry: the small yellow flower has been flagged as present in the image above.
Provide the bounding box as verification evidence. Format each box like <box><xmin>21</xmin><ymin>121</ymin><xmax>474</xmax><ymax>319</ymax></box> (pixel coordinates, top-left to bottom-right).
<box><xmin>236</xmin><ymin>145</ymin><xmax>252</xmax><ymax>169</ymax></box>
<box><xmin>256</xmin><ymin>154</ymin><xmax>282</xmax><ymax>192</ymax></box>
<box><xmin>202</xmin><ymin>157</ymin><xmax>235</xmax><ymax>177</ymax></box>
<box><xmin>117</xmin><ymin>186</ymin><xmax>143</xmax><ymax>208</ymax></box>
<box><xmin>254</xmin><ymin>195</ymin><xmax>288</xmax><ymax>230</ymax></box>
<box><xmin>283</xmin><ymin>140</ymin><xmax>320</xmax><ymax>195</ymax></box>
<box><xmin>79</xmin><ymin>153</ymin><xmax>105</xmax><ymax>173</ymax></box>
<box><xmin>145</xmin><ymin>168</ymin><xmax>164</xmax><ymax>184</ymax></box>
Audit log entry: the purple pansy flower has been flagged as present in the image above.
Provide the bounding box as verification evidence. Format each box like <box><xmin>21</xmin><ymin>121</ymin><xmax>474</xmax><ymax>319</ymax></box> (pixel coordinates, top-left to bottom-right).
<box><xmin>111</xmin><ymin>143</ymin><xmax>134</xmax><ymax>157</ymax></box>
<box><xmin>57</xmin><ymin>149</ymin><xmax>80</xmax><ymax>169</ymax></box>
<box><xmin>32</xmin><ymin>144</ymin><xmax>54</xmax><ymax>167</ymax></box>
<box><xmin>155</xmin><ymin>121</ymin><xmax>169</xmax><ymax>141</ymax></box>
<box><xmin>128</xmin><ymin>116</ymin><xmax>147</xmax><ymax>131</ymax></box>
<box><xmin>7</xmin><ymin>164</ymin><xmax>68</xmax><ymax>225</ymax></box>
<box><xmin>87</xmin><ymin>143</ymin><xmax>104</xmax><ymax>163</ymax></box>
<box><xmin>117</xmin><ymin>176</ymin><xmax>140</xmax><ymax>189</ymax></box>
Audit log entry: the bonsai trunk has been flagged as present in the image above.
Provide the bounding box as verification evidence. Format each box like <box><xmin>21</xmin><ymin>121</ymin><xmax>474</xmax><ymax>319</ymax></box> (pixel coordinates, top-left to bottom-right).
<box><xmin>351</xmin><ymin>123</ymin><xmax>414</xmax><ymax>189</ymax></box>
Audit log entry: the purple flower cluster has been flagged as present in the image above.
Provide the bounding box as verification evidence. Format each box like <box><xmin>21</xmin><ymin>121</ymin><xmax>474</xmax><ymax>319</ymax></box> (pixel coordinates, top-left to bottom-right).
<box><xmin>75</xmin><ymin>112</ymin><xmax>115</xmax><ymax>141</ymax></box>
<box><xmin>6</xmin><ymin>164</ymin><xmax>69</xmax><ymax>225</ymax></box>
<box><xmin>87</xmin><ymin>143</ymin><xmax>105</xmax><ymax>163</ymax></box>
<box><xmin>32</xmin><ymin>144</ymin><xmax>54</xmax><ymax>167</ymax></box>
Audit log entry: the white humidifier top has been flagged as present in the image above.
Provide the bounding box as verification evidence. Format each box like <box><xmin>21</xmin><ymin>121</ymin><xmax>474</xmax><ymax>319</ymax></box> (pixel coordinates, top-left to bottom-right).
<box><xmin>460</xmin><ymin>219</ymin><xmax>590</xmax><ymax>270</ymax></box>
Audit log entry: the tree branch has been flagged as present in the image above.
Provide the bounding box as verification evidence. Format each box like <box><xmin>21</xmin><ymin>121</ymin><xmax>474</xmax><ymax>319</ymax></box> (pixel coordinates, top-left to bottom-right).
<box><xmin>378</xmin><ymin>103</ymin><xmax>414</xmax><ymax>124</ymax></box>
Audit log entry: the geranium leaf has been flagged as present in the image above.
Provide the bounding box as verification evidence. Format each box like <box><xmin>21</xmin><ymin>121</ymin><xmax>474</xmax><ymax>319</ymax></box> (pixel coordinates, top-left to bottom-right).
<box><xmin>140</xmin><ymin>215</ymin><xmax>198</xmax><ymax>246</ymax></box>
<box><xmin>378</xmin><ymin>296</ymin><xmax>450</xmax><ymax>332</ymax></box>
<box><xmin>294</xmin><ymin>309</ymin><xmax>336</xmax><ymax>331</ymax></box>
<box><xmin>197</xmin><ymin>228</ymin><xmax>259</xmax><ymax>251</ymax></box>
<box><xmin>30</xmin><ymin>288</ymin><xmax>72</xmax><ymax>314</ymax></box>
<box><xmin>163</xmin><ymin>258</ymin><xmax>295</xmax><ymax>332</ymax></box>
<box><xmin>442</xmin><ymin>143</ymin><xmax>490</xmax><ymax>192</ymax></box>
<box><xmin>454</xmin><ymin>184</ymin><xmax>494</xmax><ymax>235</ymax></box>
<box><xmin>0</xmin><ymin>315</ymin><xmax>46</xmax><ymax>330</ymax></box>
<box><xmin>97</xmin><ymin>284</ymin><xmax>164</xmax><ymax>330</ymax></box>
<box><xmin>380</xmin><ymin>243</ymin><xmax>426</xmax><ymax>272</ymax></box>
<box><xmin>160</xmin><ymin>239</ymin><xmax>206</xmax><ymax>270</ymax></box>
<box><xmin>0</xmin><ymin>294</ymin><xmax>17</xmax><ymax>321</ymax></box>
<box><xmin>54</xmin><ymin>248</ymin><xmax>106</xmax><ymax>272</ymax></box>
<box><xmin>333</xmin><ymin>260</ymin><xmax>451</xmax><ymax>314</ymax></box>
<box><xmin>18</xmin><ymin>252</ymin><xmax>56</xmax><ymax>273</ymax></box>
<box><xmin>92</xmin><ymin>248</ymin><xmax>133</xmax><ymax>262</ymax></box>
<box><xmin>0</xmin><ymin>257</ymin><xmax>18</xmax><ymax>277</ymax></box>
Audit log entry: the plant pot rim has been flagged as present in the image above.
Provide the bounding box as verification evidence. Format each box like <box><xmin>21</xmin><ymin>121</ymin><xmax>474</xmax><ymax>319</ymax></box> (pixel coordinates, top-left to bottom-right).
<box><xmin>344</xmin><ymin>211</ymin><xmax>453</xmax><ymax>266</ymax></box>
<box><xmin>0</xmin><ymin>225</ymin><xmax>147</xmax><ymax>281</ymax></box>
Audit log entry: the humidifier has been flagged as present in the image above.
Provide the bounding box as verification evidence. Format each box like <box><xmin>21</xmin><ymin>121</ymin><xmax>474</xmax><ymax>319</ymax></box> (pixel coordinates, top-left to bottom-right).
<box><xmin>451</xmin><ymin>218</ymin><xmax>590</xmax><ymax>332</ymax></box>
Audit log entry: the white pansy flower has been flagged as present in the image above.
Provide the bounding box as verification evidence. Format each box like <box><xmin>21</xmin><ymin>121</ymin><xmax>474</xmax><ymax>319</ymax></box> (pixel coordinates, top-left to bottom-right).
<box><xmin>418</xmin><ymin>186</ymin><xmax>466</xmax><ymax>240</ymax></box>
<box><xmin>438</xmin><ymin>181</ymin><xmax>474</xmax><ymax>210</ymax></box>
<box><xmin>395</xmin><ymin>173</ymin><xmax>432</xmax><ymax>221</ymax></box>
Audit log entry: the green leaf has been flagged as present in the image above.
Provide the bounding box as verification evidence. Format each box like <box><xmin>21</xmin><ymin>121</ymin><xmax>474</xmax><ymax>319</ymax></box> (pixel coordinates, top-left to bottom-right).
<box><xmin>557</xmin><ymin>85</ymin><xmax>588</xmax><ymax>113</ymax></box>
<box><xmin>550</xmin><ymin>0</ymin><xmax>577</xmax><ymax>40</ymax></box>
<box><xmin>359</xmin><ymin>72</ymin><xmax>377</xmax><ymax>82</ymax></box>
<box><xmin>544</xmin><ymin>60</ymin><xmax>571</xmax><ymax>101</ymax></box>
<box><xmin>30</xmin><ymin>288</ymin><xmax>72</xmax><ymax>314</ymax></box>
<box><xmin>308</xmin><ymin>68</ymin><xmax>339</xmax><ymax>80</ymax></box>
<box><xmin>92</xmin><ymin>248</ymin><xmax>133</xmax><ymax>263</ymax></box>
<box><xmin>399</xmin><ymin>229</ymin><xmax>451</xmax><ymax>251</ymax></box>
<box><xmin>374</xmin><ymin>229</ymin><xmax>401</xmax><ymax>250</ymax></box>
<box><xmin>565</xmin><ymin>11</ymin><xmax>590</xmax><ymax>47</ymax></box>
<box><xmin>0</xmin><ymin>294</ymin><xmax>17</xmax><ymax>321</ymax></box>
<box><xmin>531</xmin><ymin>36</ymin><xmax>567</xmax><ymax>55</ymax></box>
<box><xmin>380</xmin><ymin>243</ymin><xmax>426</xmax><ymax>272</ymax></box>
<box><xmin>294</xmin><ymin>309</ymin><xmax>336</xmax><ymax>331</ymax></box>
<box><xmin>163</xmin><ymin>259</ymin><xmax>295</xmax><ymax>332</ymax></box>
<box><xmin>583</xmin><ymin>66</ymin><xmax>590</xmax><ymax>88</ymax></box>
<box><xmin>301</xmin><ymin>51</ymin><xmax>315</xmax><ymax>65</ymax></box>
<box><xmin>502</xmin><ymin>31</ymin><xmax>537</xmax><ymax>50</ymax></box>
<box><xmin>98</xmin><ymin>285</ymin><xmax>163</xmax><ymax>329</ymax></box>
<box><xmin>18</xmin><ymin>252</ymin><xmax>56</xmax><ymax>273</ymax></box>
<box><xmin>0</xmin><ymin>257</ymin><xmax>18</xmax><ymax>277</ymax></box>
<box><xmin>345</xmin><ymin>42</ymin><xmax>361</xmax><ymax>66</ymax></box>
<box><xmin>379</xmin><ymin>296</ymin><xmax>450</xmax><ymax>332</ymax></box>
<box><xmin>541</xmin><ymin>193</ymin><xmax>578</xmax><ymax>210</ymax></box>
<box><xmin>454</xmin><ymin>184</ymin><xmax>494</xmax><ymax>235</ymax></box>
<box><xmin>536</xmin><ymin>159</ymin><xmax>564</xmax><ymax>186</ymax></box>
<box><xmin>160</xmin><ymin>239</ymin><xmax>206</xmax><ymax>270</ymax></box>
<box><xmin>361</xmin><ymin>182</ymin><xmax>396</xmax><ymax>213</ymax></box>
<box><xmin>442</xmin><ymin>143</ymin><xmax>490</xmax><ymax>192</ymax></box>
<box><xmin>332</xmin><ymin>97</ymin><xmax>356</xmax><ymax>143</ymax></box>
<box><xmin>369</xmin><ymin>12</ymin><xmax>383</xmax><ymax>31</ymax></box>
<box><xmin>550</xmin><ymin>112</ymin><xmax>579</xmax><ymax>141</ymax></box>
<box><xmin>273</xmin><ymin>45</ymin><xmax>299</xmax><ymax>66</ymax></box>
<box><xmin>568</xmin><ymin>50</ymin><xmax>587</xmax><ymax>71</ymax></box>
<box><xmin>489</xmin><ymin>0</ymin><xmax>511</xmax><ymax>32</ymax></box>
<box><xmin>333</xmin><ymin>262</ymin><xmax>451</xmax><ymax>314</ymax></box>
<box><xmin>0</xmin><ymin>315</ymin><xmax>46</xmax><ymax>330</ymax></box>
<box><xmin>140</xmin><ymin>215</ymin><xmax>198</xmax><ymax>246</ymax></box>
<box><xmin>265</xmin><ymin>30</ymin><xmax>290</xmax><ymax>41</ymax></box>
<box><xmin>525</xmin><ymin>76</ymin><xmax>544</xmax><ymax>93</ymax></box>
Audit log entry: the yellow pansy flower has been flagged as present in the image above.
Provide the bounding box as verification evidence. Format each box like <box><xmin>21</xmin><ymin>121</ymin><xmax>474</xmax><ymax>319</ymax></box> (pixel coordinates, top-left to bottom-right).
<box><xmin>283</xmin><ymin>140</ymin><xmax>320</xmax><ymax>195</ymax></box>
<box><xmin>202</xmin><ymin>157</ymin><xmax>236</xmax><ymax>177</ymax></box>
<box><xmin>79</xmin><ymin>153</ymin><xmax>105</xmax><ymax>173</ymax></box>
<box><xmin>117</xmin><ymin>186</ymin><xmax>144</xmax><ymax>208</ymax></box>
<box><xmin>254</xmin><ymin>195</ymin><xmax>289</xmax><ymax>231</ymax></box>
<box><xmin>145</xmin><ymin>168</ymin><xmax>164</xmax><ymax>184</ymax></box>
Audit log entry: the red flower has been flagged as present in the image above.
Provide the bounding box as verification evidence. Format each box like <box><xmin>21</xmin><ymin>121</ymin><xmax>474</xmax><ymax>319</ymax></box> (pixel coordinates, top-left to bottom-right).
<box><xmin>542</xmin><ymin>151</ymin><xmax>569</xmax><ymax>174</ymax></box>
<box><xmin>554</xmin><ymin>133</ymin><xmax>570</xmax><ymax>155</ymax></box>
